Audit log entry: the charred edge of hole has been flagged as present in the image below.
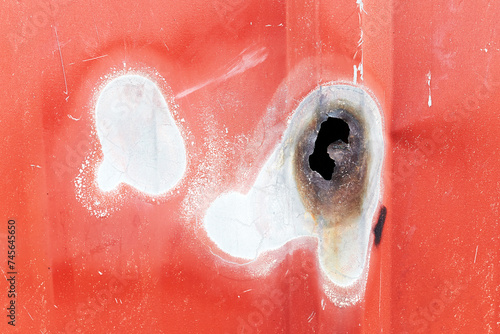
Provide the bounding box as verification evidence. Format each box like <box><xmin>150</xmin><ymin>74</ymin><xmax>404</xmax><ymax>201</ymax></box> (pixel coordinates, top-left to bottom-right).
<box><xmin>293</xmin><ymin>99</ymin><xmax>369</xmax><ymax>226</ymax></box>
<box><xmin>308</xmin><ymin>117</ymin><xmax>350</xmax><ymax>181</ymax></box>
<box><xmin>373</xmin><ymin>206</ymin><xmax>387</xmax><ymax>246</ymax></box>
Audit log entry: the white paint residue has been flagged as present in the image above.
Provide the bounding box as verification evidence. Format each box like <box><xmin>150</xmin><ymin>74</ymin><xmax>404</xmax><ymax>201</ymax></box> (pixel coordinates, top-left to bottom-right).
<box><xmin>353</xmin><ymin>63</ymin><xmax>363</xmax><ymax>84</ymax></box>
<box><xmin>67</xmin><ymin>114</ymin><xmax>81</xmax><ymax>121</ymax></box>
<box><xmin>24</xmin><ymin>306</ymin><xmax>34</xmax><ymax>320</ymax></box>
<box><xmin>204</xmin><ymin>154</ymin><xmax>313</xmax><ymax>259</ymax></box>
<box><xmin>356</xmin><ymin>0</ymin><xmax>367</xmax><ymax>14</ymax></box>
<box><xmin>427</xmin><ymin>71</ymin><xmax>432</xmax><ymax>107</ymax></box>
<box><xmin>180</xmin><ymin>112</ymin><xmax>229</xmax><ymax>219</ymax></box>
<box><xmin>480</xmin><ymin>42</ymin><xmax>500</xmax><ymax>53</ymax></box>
<box><xmin>95</xmin><ymin>75</ymin><xmax>186</xmax><ymax>195</ymax></box>
<box><xmin>176</xmin><ymin>45</ymin><xmax>268</xmax><ymax>98</ymax></box>
<box><xmin>353</xmin><ymin>0</ymin><xmax>365</xmax><ymax>83</ymax></box>
<box><xmin>204</xmin><ymin>85</ymin><xmax>384</xmax><ymax>289</ymax></box>
<box><xmin>75</xmin><ymin>148</ymin><xmax>118</xmax><ymax>218</ymax></box>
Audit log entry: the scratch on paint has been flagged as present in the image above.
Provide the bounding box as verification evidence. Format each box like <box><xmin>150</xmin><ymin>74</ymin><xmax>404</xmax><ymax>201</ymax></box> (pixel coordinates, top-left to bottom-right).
<box><xmin>474</xmin><ymin>245</ymin><xmax>478</xmax><ymax>263</ymax></box>
<box><xmin>30</xmin><ymin>164</ymin><xmax>41</xmax><ymax>168</ymax></box>
<box><xmin>353</xmin><ymin>62</ymin><xmax>363</xmax><ymax>85</ymax></box>
<box><xmin>427</xmin><ymin>71</ymin><xmax>432</xmax><ymax>107</ymax></box>
<box><xmin>24</xmin><ymin>306</ymin><xmax>34</xmax><ymax>320</ymax></box>
<box><xmin>353</xmin><ymin>0</ymin><xmax>365</xmax><ymax>84</ymax></box>
<box><xmin>82</xmin><ymin>54</ymin><xmax>108</xmax><ymax>62</ymax></box>
<box><xmin>176</xmin><ymin>45</ymin><xmax>268</xmax><ymax>98</ymax></box>
<box><xmin>54</xmin><ymin>27</ymin><xmax>69</xmax><ymax>96</ymax></box>
<box><xmin>67</xmin><ymin>114</ymin><xmax>81</xmax><ymax>121</ymax></box>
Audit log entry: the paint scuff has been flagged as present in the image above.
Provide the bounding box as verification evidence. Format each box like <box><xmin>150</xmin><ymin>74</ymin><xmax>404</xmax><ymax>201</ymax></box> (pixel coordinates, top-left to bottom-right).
<box><xmin>176</xmin><ymin>45</ymin><xmax>268</xmax><ymax>98</ymax></box>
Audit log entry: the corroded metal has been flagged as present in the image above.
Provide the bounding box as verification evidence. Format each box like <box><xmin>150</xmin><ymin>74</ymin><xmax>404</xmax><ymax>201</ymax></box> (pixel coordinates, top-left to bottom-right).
<box><xmin>294</xmin><ymin>99</ymin><xmax>369</xmax><ymax>229</ymax></box>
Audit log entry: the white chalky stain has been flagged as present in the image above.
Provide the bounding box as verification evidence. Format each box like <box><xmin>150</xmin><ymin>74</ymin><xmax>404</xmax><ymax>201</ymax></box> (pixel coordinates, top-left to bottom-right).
<box><xmin>95</xmin><ymin>75</ymin><xmax>186</xmax><ymax>195</ymax></box>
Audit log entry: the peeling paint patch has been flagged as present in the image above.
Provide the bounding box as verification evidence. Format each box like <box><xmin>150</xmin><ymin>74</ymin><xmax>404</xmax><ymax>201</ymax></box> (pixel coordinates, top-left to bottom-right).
<box><xmin>203</xmin><ymin>84</ymin><xmax>384</xmax><ymax>290</ymax></box>
<box><xmin>95</xmin><ymin>74</ymin><xmax>187</xmax><ymax>195</ymax></box>
<box><xmin>353</xmin><ymin>63</ymin><xmax>363</xmax><ymax>84</ymax></box>
<box><xmin>353</xmin><ymin>0</ymin><xmax>365</xmax><ymax>83</ymax></box>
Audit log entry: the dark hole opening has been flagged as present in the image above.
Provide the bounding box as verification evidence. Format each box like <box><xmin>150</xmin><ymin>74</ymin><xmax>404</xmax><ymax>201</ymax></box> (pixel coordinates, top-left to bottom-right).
<box><xmin>308</xmin><ymin>117</ymin><xmax>350</xmax><ymax>180</ymax></box>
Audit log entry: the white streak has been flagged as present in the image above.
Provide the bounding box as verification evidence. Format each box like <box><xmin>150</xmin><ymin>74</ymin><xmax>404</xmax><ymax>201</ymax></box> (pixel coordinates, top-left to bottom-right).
<box><xmin>474</xmin><ymin>245</ymin><xmax>478</xmax><ymax>263</ymax></box>
<box><xmin>176</xmin><ymin>46</ymin><xmax>268</xmax><ymax>98</ymax></box>
<box><xmin>427</xmin><ymin>71</ymin><xmax>432</xmax><ymax>107</ymax></box>
<box><xmin>24</xmin><ymin>306</ymin><xmax>34</xmax><ymax>320</ymax></box>
<box><xmin>54</xmin><ymin>27</ymin><xmax>68</xmax><ymax>95</ymax></box>
<box><xmin>82</xmin><ymin>54</ymin><xmax>108</xmax><ymax>62</ymax></box>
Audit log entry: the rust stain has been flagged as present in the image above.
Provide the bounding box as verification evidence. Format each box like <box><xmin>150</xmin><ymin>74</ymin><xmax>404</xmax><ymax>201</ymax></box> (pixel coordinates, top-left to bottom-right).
<box><xmin>294</xmin><ymin>99</ymin><xmax>369</xmax><ymax>226</ymax></box>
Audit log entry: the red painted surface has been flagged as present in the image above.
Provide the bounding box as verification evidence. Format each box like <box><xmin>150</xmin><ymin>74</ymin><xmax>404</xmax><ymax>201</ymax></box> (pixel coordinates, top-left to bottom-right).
<box><xmin>0</xmin><ymin>0</ymin><xmax>499</xmax><ymax>333</ymax></box>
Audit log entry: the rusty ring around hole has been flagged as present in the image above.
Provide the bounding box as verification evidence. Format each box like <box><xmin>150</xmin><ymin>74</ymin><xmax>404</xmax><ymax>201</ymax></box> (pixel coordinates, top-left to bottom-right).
<box><xmin>287</xmin><ymin>84</ymin><xmax>384</xmax><ymax>287</ymax></box>
<box><xmin>293</xmin><ymin>94</ymin><xmax>372</xmax><ymax>228</ymax></box>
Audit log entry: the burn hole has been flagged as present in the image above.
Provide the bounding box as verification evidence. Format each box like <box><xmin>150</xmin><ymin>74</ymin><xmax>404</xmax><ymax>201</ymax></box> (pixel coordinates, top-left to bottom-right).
<box><xmin>308</xmin><ymin>117</ymin><xmax>350</xmax><ymax>180</ymax></box>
